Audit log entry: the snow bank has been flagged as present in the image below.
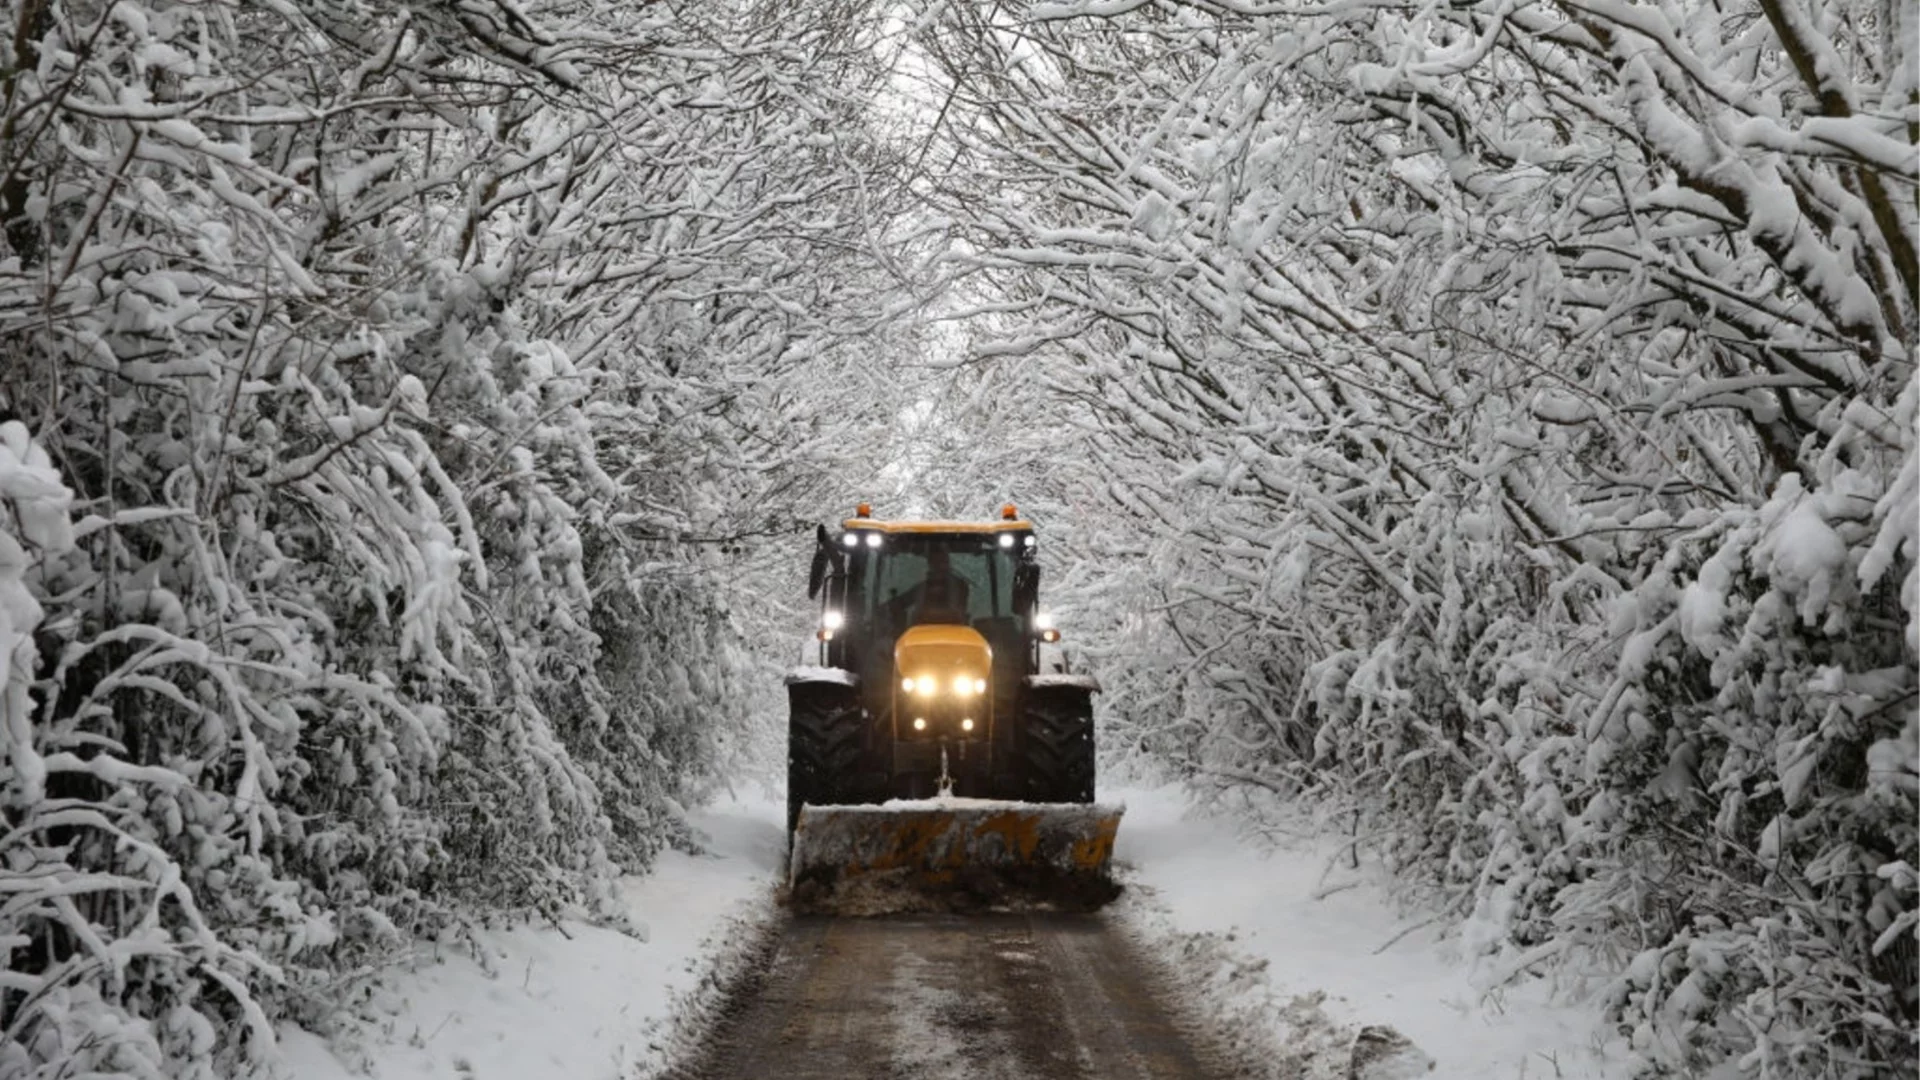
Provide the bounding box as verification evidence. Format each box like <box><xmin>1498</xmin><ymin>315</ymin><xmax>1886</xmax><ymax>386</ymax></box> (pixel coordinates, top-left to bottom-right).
<box><xmin>1111</xmin><ymin>785</ymin><xmax>1627</xmax><ymax>1079</ymax></box>
<box><xmin>281</xmin><ymin>796</ymin><xmax>786</xmax><ymax>1080</ymax></box>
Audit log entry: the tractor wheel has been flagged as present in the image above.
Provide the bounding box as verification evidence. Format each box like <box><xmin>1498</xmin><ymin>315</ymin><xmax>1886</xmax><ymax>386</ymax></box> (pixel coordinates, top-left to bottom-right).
<box><xmin>1022</xmin><ymin>685</ymin><xmax>1095</xmax><ymax>803</ymax></box>
<box><xmin>787</xmin><ymin>681</ymin><xmax>868</xmax><ymax>839</ymax></box>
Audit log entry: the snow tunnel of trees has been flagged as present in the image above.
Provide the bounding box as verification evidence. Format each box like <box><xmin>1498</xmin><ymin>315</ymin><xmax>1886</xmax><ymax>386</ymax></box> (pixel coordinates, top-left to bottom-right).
<box><xmin>0</xmin><ymin>0</ymin><xmax>1913</xmax><ymax>1076</ymax></box>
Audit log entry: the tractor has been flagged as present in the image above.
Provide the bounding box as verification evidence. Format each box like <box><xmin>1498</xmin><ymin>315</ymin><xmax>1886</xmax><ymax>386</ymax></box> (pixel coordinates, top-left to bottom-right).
<box><xmin>783</xmin><ymin>504</ymin><xmax>1119</xmax><ymax>910</ymax></box>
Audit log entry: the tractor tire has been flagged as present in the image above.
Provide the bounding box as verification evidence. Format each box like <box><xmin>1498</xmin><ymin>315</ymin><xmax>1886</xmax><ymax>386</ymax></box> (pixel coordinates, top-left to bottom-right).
<box><xmin>1021</xmin><ymin>685</ymin><xmax>1095</xmax><ymax>804</ymax></box>
<box><xmin>787</xmin><ymin>681</ymin><xmax>868</xmax><ymax>839</ymax></box>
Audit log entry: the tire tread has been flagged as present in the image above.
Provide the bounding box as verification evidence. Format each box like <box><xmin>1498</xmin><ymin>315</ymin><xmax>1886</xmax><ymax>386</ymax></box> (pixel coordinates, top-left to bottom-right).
<box><xmin>1021</xmin><ymin>685</ymin><xmax>1095</xmax><ymax>803</ymax></box>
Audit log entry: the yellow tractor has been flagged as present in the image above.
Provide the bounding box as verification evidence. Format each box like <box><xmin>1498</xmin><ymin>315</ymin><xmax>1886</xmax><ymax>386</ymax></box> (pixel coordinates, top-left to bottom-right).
<box><xmin>784</xmin><ymin>504</ymin><xmax>1122</xmax><ymax>911</ymax></box>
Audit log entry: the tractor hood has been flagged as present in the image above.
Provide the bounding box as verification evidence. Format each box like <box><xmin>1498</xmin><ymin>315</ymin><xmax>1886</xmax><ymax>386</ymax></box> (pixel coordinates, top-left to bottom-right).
<box><xmin>894</xmin><ymin>624</ymin><xmax>992</xmax><ymax>693</ymax></box>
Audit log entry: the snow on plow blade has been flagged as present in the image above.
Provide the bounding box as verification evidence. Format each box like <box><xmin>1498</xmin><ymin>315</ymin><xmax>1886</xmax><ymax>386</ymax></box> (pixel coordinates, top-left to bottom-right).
<box><xmin>788</xmin><ymin>799</ymin><xmax>1124</xmax><ymax>915</ymax></box>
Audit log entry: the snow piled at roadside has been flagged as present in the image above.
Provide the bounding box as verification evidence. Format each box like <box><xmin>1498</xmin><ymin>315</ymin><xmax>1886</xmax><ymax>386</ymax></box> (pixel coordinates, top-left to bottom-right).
<box><xmin>279</xmin><ymin>796</ymin><xmax>786</xmax><ymax>1080</ymax></box>
<box><xmin>275</xmin><ymin>784</ymin><xmax>1633</xmax><ymax>1080</ymax></box>
<box><xmin>1110</xmin><ymin>785</ymin><xmax>1630</xmax><ymax>1080</ymax></box>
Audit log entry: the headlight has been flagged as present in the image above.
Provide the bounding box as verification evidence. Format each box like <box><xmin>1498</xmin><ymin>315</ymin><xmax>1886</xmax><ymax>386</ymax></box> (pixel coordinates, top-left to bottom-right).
<box><xmin>864</xmin><ymin>532</ymin><xmax>882</xmax><ymax>548</ymax></box>
<box><xmin>912</xmin><ymin>717</ymin><xmax>927</xmax><ymax>731</ymax></box>
<box><xmin>841</xmin><ymin>533</ymin><xmax>858</xmax><ymax>547</ymax></box>
<box><xmin>998</xmin><ymin>533</ymin><xmax>1014</xmax><ymax>548</ymax></box>
<box><xmin>821</xmin><ymin>610</ymin><xmax>844</xmax><ymax>630</ymax></box>
<box><xmin>904</xmin><ymin>674</ymin><xmax>987</xmax><ymax>696</ymax></box>
<box><xmin>961</xmin><ymin>718</ymin><xmax>974</xmax><ymax>732</ymax></box>
<box><xmin>1033</xmin><ymin>611</ymin><xmax>1055</xmax><ymax>630</ymax></box>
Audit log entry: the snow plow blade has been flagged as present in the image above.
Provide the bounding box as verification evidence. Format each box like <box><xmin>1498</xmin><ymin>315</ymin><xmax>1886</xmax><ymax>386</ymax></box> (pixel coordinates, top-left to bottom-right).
<box><xmin>788</xmin><ymin>800</ymin><xmax>1124</xmax><ymax>915</ymax></box>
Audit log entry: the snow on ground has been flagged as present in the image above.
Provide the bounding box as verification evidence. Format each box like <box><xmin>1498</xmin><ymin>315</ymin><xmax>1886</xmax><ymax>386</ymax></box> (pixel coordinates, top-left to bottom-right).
<box><xmin>279</xmin><ymin>794</ymin><xmax>787</xmax><ymax>1080</ymax></box>
<box><xmin>278</xmin><ymin>784</ymin><xmax>1629</xmax><ymax>1080</ymax></box>
<box><xmin>1110</xmin><ymin>784</ymin><xmax>1631</xmax><ymax>1080</ymax></box>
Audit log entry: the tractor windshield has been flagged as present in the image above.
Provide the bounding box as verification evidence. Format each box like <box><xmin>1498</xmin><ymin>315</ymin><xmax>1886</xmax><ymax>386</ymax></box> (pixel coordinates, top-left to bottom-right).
<box><xmin>850</xmin><ymin>535</ymin><xmax>1016</xmax><ymax>637</ymax></box>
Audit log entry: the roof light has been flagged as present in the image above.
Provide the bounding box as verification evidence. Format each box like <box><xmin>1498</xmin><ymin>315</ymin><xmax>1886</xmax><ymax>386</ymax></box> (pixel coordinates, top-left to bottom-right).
<box><xmin>855</xmin><ymin>503</ymin><xmax>872</xmax><ymax>518</ymax></box>
<box><xmin>1000</xmin><ymin>503</ymin><xmax>1017</xmax><ymax>520</ymax></box>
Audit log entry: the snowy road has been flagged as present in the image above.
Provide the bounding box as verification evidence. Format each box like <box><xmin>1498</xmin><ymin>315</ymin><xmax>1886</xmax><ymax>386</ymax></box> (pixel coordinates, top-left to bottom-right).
<box><xmin>284</xmin><ymin>788</ymin><xmax>1621</xmax><ymax>1080</ymax></box>
<box><xmin>668</xmin><ymin>911</ymin><xmax>1234</xmax><ymax>1080</ymax></box>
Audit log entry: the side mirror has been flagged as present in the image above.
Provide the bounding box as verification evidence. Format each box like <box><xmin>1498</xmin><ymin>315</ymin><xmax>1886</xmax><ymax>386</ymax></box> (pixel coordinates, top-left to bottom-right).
<box><xmin>1013</xmin><ymin>561</ymin><xmax>1039</xmax><ymax>615</ymax></box>
<box><xmin>807</xmin><ymin>524</ymin><xmax>831</xmax><ymax>599</ymax></box>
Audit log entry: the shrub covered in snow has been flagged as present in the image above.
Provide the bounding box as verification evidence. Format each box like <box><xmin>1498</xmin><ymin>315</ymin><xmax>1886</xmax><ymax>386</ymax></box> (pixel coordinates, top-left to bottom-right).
<box><xmin>0</xmin><ymin>0</ymin><xmax>921</xmax><ymax>1075</ymax></box>
<box><xmin>905</xmin><ymin>1</ymin><xmax>1918</xmax><ymax>1075</ymax></box>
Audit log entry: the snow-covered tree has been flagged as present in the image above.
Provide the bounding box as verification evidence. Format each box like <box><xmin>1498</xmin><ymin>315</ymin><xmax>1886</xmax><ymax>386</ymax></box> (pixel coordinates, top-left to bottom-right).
<box><xmin>0</xmin><ymin>0</ymin><xmax>926</xmax><ymax>1073</ymax></box>
<box><xmin>909</xmin><ymin>0</ymin><xmax>1916</xmax><ymax>1073</ymax></box>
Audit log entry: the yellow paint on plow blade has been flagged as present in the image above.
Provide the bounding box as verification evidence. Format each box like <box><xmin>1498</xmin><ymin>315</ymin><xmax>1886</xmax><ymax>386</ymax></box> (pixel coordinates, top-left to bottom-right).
<box><xmin>788</xmin><ymin>801</ymin><xmax>1124</xmax><ymax>911</ymax></box>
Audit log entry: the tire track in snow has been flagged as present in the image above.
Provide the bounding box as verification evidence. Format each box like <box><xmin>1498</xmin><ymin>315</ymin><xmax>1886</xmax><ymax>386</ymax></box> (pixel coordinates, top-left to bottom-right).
<box><xmin>665</xmin><ymin>912</ymin><xmax>1235</xmax><ymax>1079</ymax></box>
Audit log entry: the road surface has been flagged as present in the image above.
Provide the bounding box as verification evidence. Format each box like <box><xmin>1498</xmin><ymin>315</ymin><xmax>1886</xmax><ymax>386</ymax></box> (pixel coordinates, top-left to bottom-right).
<box><xmin>670</xmin><ymin>912</ymin><xmax>1237</xmax><ymax>1080</ymax></box>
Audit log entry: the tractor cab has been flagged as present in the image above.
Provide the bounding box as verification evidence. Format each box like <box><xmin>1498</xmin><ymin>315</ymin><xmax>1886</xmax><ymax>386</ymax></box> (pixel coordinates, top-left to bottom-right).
<box><xmin>808</xmin><ymin>503</ymin><xmax>1045</xmax><ymax>684</ymax></box>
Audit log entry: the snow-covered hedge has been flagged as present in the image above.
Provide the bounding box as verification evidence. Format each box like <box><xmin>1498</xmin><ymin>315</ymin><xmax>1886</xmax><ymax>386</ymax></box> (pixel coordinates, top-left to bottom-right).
<box><xmin>913</xmin><ymin>1</ymin><xmax>1917</xmax><ymax>1074</ymax></box>
<box><xmin>0</xmin><ymin>0</ymin><xmax>916</xmax><ymax>1074</ymax></box>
